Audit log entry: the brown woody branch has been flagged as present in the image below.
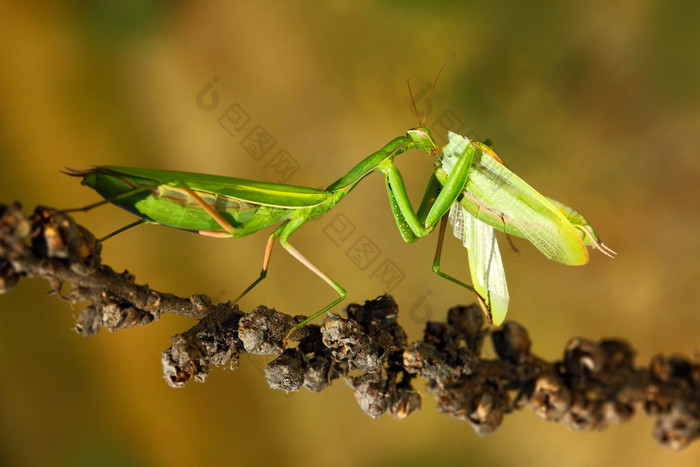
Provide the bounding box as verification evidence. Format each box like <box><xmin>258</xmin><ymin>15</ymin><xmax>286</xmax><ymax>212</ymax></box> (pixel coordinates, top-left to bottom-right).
<box><xmin>0</xmin><ymin>203</ymin><xmax>698</xmax><ymax>450</ymax></box>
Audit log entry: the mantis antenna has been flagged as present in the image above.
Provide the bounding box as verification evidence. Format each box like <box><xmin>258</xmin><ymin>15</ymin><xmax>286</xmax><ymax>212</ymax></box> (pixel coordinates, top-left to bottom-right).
<box><xmin>407</xmin><ymin>58</ymin><xmax>452</xmax><ymax>127</ymax></box>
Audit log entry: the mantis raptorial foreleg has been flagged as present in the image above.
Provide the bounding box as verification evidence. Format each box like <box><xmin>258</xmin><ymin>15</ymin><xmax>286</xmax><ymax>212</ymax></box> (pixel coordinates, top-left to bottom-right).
<box><xmin>423</xmin><ymin>142</ymin><xmax>478</xmax><ymax>228</ymax></box>
<box><xmin>379</xmin><ymin>147</ymin><xmax>482</xmax><ymax>301</ymax></box>
<box><xmin>379</xmin><ymin>142</ymin><xmax>478</xmax><ymax>243</ymax></box>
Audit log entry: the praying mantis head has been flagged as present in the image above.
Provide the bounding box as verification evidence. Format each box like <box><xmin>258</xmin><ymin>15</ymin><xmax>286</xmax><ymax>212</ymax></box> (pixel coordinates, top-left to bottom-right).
<box><xmin>406</xmin><ymin>127</ymin><xmax>438</xmax><ymax>157</ymax></box>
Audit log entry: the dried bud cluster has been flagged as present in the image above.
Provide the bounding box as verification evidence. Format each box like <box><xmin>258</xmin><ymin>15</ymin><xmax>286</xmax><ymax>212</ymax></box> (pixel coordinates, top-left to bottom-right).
<box><xmin>1</xmin><ymin>204</ymin><xmax>699</xmax><ymax>449</ymax></box>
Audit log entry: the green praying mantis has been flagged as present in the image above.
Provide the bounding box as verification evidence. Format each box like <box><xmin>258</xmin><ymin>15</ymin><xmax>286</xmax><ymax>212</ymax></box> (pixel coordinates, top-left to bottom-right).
<box><xmin>437</xmin><ymin>132</ymin><xmax>615</xmax><ymax>323</ymax></box>
<box><xmin>64</xmin><ymin>78</ymin><xmax>614</xmax><ymax>336</ymax></box>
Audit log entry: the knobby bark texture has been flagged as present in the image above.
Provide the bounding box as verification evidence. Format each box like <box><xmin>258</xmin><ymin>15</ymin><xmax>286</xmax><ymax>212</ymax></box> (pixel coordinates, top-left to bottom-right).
<box><xmin>1</xmin><ymin>203</ymin><xmax>698</xmax><ymax>450</ymax></box>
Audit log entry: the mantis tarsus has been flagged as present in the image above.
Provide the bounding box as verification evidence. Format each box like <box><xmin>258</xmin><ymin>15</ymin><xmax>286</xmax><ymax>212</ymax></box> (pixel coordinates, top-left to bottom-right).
<box><xmin>65</xmin><ymin>78</ymin><xmax>614</xmax><ymax>336</ymax></box>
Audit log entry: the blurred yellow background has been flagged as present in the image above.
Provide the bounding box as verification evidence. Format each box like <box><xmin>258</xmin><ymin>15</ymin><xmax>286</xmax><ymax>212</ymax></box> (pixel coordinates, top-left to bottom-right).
<box><xmin>1</xmin><ymin>1</ymin><xmax>699</xmax><ymax>466</ymax></box>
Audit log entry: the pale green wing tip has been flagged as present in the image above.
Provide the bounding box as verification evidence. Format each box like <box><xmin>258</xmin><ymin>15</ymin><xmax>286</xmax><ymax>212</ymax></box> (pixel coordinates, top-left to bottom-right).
<box><xmin>489</xmin><ymin>302</ymin><xmax>507</xmax><ymax>326</ymax></box>
<box><xmin>491</xmin><ymin>314</ymin><xmax>506</xmax><ymax>326</ymax></box>
<box><xmin>562</xmin><ymin>248</ymin><xmax>590</xmax><ymax>266</ymax></box>
<box><xmin>476</xmin><ymin>296</ymin><xmax>507</xmax><ymax>326</ymax></box>
<box><xmin>487</xmin><ymin>293</ymin><xmax>509</xmax><ymax>325</ymax></box>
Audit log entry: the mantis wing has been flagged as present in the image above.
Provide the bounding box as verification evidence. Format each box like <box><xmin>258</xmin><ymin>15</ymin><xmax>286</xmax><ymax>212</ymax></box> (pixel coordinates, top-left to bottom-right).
<box><xmin>441</xmin><ymin>132</ymin><xmax>589</xmax><ymax>266</ymax></box>
<box><xmin>440</xmin><ymin>141</ymin><xmax>508</xmax><ymax>324</ymax></box>
<box><xmin>448</xmin><ymin>202</ymin><xmax>509</xmax><ymax>325</ymax></box>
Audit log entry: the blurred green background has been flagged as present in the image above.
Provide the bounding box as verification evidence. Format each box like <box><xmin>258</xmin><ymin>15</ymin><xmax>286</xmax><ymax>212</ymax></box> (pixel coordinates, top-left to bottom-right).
<box><xmin>1</xmin><ymin>1</ymin><xmax>699</xmax><ymax>466</ymax></box>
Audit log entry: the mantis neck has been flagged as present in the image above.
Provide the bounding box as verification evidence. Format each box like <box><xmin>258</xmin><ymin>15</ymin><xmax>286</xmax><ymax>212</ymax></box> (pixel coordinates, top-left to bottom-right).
<box><xmin>325</xmin><ymin>136</ymin><xmax>413</xmax><ymax>194</ymax></box>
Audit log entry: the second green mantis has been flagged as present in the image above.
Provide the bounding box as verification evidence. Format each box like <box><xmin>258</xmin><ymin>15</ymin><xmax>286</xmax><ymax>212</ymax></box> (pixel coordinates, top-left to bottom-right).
<box><xmin>436</xmin><ymin>131</ymin><xmax>614</xmax><ymax>323</ymax></box>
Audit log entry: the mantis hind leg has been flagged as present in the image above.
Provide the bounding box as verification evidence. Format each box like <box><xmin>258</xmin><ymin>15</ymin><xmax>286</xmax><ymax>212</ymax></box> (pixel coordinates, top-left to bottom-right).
<box><xmin>61</xmin><ymin>169</ymin><xmax>159</xmax><ymax>214</ymax></box>
<box><xmin>61</xmin><ymin>186</ymin><xmax>156</xmax><ymax>242</ymax></box>
<box><xmin>61</xmin><ymin>173</ymin><xmax>163</xmax><ymax>241</ymax></box>
<box><xmin>99</xmin><ymin>219</ymin><xmax>148</xmax><ymax>242</ymax></box>
<box><xmin>431</xmin><ymin>215</ymin><xmax>477</xmax><ymax>294</ymax></box>
<box><xmin>431</xmin><ymin>215</ymin><xmax>495</xmax><ymax>320</ymax></box>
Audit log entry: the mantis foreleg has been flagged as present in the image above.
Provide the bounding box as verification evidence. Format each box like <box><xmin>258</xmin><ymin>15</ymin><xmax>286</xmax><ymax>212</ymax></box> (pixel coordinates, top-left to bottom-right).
<box><xmin>380</xmin><ymin>141</ymin><xmax>478</xmax><ymax>240</ymax></box>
